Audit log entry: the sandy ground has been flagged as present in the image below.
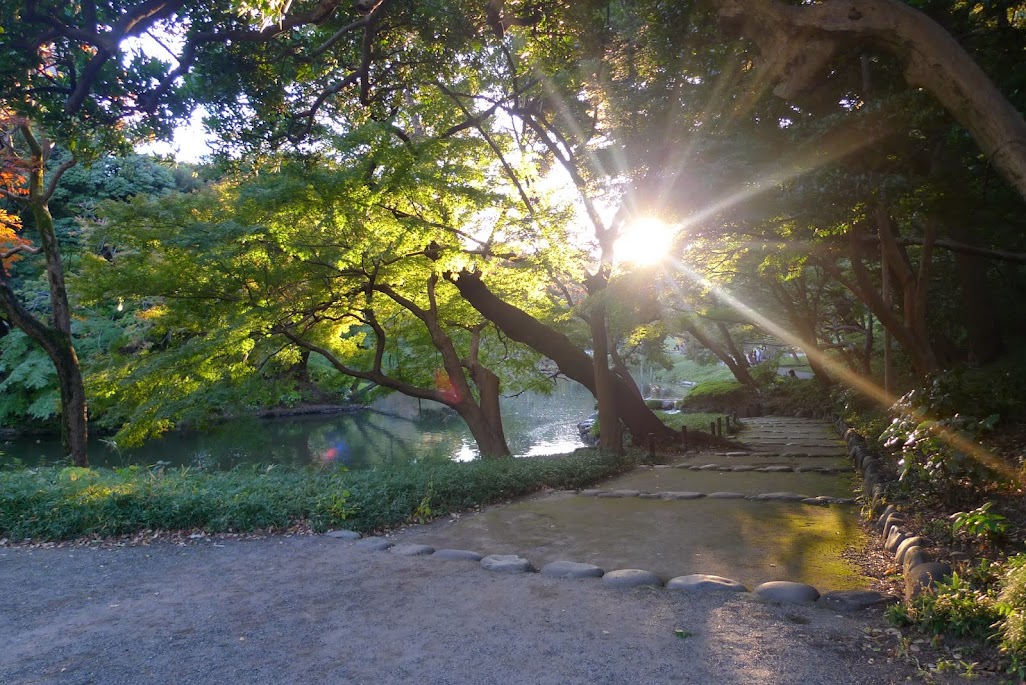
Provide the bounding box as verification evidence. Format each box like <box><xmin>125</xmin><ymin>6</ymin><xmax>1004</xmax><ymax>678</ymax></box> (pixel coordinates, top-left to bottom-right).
<box><xmin>0</xmin><ymin>534</ymin><xmax>948</xmax><ymax>685</ymax></box>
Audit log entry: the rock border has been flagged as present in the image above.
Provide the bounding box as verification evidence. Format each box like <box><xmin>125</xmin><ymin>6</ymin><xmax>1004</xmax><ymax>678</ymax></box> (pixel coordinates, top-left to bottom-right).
<box><xmin>834</xmin><ymin>418</ymin><xmax>953</xmax><ymax>601</ymax></box>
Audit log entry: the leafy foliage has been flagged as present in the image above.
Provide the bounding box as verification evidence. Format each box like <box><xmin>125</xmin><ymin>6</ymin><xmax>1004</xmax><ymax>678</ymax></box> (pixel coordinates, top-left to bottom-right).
<box><xmin>0</xmin><ymin>450</ymin><xmax>630</xmax><ymax>540</ymax></box>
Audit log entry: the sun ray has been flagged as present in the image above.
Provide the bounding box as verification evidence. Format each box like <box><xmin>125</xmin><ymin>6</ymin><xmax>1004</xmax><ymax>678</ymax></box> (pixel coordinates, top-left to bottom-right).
<box><xmin>663</xmin><ymin>258</ymin><xmax>1020</xmax><ymax>483</ymax></box>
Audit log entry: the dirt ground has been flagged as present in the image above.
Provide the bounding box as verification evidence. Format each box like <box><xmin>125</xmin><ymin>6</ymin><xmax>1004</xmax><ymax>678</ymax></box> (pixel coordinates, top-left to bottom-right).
<box><xmin>0</xmin><ymin>534</ymin><xmax>956</xmax><ymax>685</ymax></box>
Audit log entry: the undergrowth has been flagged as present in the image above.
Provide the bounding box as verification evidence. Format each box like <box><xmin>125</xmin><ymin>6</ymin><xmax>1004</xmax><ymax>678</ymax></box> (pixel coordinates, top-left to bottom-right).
<box><xmin>0</xmin><ymin>451</ymin><xmax>631</xmax><ymax>542</ymax></box>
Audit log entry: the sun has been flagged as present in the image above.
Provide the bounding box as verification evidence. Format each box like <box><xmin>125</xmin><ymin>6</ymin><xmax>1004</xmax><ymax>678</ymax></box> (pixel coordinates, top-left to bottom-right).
<box><xmin>613</xmin><ymin>217</ymin><xmax>676</xmax><ymax>266</ymax></box>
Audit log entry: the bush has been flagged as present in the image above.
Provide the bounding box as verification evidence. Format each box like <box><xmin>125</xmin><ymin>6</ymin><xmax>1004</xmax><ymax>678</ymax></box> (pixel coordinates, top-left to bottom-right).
<box><xmin>680</xmin><ymin>380</ymin><xmax>754</xmax><ymax>412</ymax></box>
<box><xmin>0</xmin><ymin>451</ymin><xmax>631</xmax><ymax>541</ymax></box>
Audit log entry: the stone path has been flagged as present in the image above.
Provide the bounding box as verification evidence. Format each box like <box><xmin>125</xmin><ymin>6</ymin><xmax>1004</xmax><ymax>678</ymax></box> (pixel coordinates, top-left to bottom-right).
<box><xmin>386</xmin><ymin>416</ymin><xmax>873</xmax><ymax>597</ymax></box>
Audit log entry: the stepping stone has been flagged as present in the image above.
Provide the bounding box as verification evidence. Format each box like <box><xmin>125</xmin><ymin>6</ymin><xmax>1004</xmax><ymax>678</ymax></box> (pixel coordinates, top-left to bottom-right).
<box><xmin>754</xmin><ymin>581</ymin><xmax>820</xmax><ymax>603</ymax></box>
<box><xmin>355</xmin><ymin>536</ymin><xmax>394</xmax><ymax>551</ymax></box>
<box><xmin>431</xmin><ymin>549</ymin><xmax>483</xmax><ymax>562</ymax></box>
<box><xmin>820</xmin><ymin>590</ymin><xmax>897</xmax><ymax>612</ymax></box>
<box><xmin>707</xmin><ymin>492</ymin><xmax>744</xmax><ymax>499</ymax></box>
<box><xmin>578</xmin><ymin>489</ymin><xmax>603</xmax><ymax>497</ymax></box>
<box><xmin>697</xmin><ymin>464</ymin><xmax>720</xmax><ymax>470</ymax></box>
<box><xmin>541</xmin><ymin>561</ymin><xmax>605</xmax><ymax>579</ymax></box>
<box><xmin>660</xmin><ymin>491</ymin><xmax>705</xmax><ymax>500</ymax></box>
<box><xmin>666</xmin><ymin>574</ymin><xmax>747</xmax><ymax>593</ymax></box>
<box><xmin>826</xmin><ymin>497</ymin><xmax>856</xmax><ymax>505</ymax></box>
<box><xmin>481</xmin><ymin>554</ymin><xmax>535</xmax><ymax>574</ymax></box>
<box><xmin>324</xmin><ymin>529</ymin><xmax>361</xmax><ymax>540</ymax></box>
<box><xmin>390</xmin><ymin>543</ymin><xmax>435</xmax><ymax>556</ymax></box>
<box><xmin>802</xmin><ymin>497</ymin><xmax>831</xmax><ymax>506</ymax></box>
<box><xmin>750</xmin><ymin>492</ymin><xmax>810</xmax><ymax>502</ymax></box>
<box><xmin>602</xmin><ymin>569</ymin><xmax>663</xmax><ymax>588</ymax></box>
<box><xmin>730</xmin><ymin>465</ymin><xmax>757</xmax><ymax>472</ymax></box>
<box><xmin>638</xmin><ymin>492</ymin><xmax>663</xmax><ymax>499</ymax></box>
<box><xmin>608</xmin><ymin>490</ymin><xmax>641</xmax><ymax>498</ymax></box>
<box><xmin>756</xmin><ymin>466</ymin><xmax>795</xmax><ymax>473</ymax></box>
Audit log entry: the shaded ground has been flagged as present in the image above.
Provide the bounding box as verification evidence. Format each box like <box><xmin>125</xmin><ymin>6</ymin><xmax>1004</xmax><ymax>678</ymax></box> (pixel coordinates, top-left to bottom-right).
<box><xmin>0</xmin><ymin>535</ymin><xmax>947</xmax><ymax>685</ymax></box>
<box><xmin>0</xmin><ymin>416</ymin><xmax>922</xmax><ymax>685</ymax></box>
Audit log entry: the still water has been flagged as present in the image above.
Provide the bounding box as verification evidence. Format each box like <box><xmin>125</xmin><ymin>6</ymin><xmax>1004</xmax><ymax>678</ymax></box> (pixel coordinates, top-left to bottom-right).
<box><xmin>1</xmin><ymin>381</ymin><xmax>597</xmax><ymax>469</ymax></box>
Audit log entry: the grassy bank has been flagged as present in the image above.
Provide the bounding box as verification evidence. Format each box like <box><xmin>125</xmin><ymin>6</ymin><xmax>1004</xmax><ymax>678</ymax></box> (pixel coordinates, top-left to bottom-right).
<box><xmin>0</xmin><ymin>451</ymin><xmax>633</xmax><ymax>542</ymax></box>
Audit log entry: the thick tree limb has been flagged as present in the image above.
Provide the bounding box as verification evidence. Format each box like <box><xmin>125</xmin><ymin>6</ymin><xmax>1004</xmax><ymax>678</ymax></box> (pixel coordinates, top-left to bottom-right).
<box><xmin>714</xmin><ymin>0</ymin><xmax>1026</xmax><ymax>201</ymax></box>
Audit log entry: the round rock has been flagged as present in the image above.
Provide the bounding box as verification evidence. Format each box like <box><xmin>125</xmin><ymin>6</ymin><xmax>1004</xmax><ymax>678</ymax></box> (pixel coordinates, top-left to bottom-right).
<box><xmin>481</xmin><ymin>554</ymin><xmax>535</xmax><ymax>574</ymax></box>
<box><xmin>541</xmin><ymin>560</ymin><xmax>605</xmax><ymax>579</ymax></box>
<box><xmin>906</xmin><ymin>562</ymin><xmax>952</xmax><ymax>600</ymax></box>
<box><xmin>602</xmin><ymin>569</ymin><xmax>663</xmax><ymax>588</ymax></box>
<box><xmin>885</xmin><ymin>527</ymin><xmax>907</xmax><ymax>553</ymax></box>
<box><xmin>355</xmin><ymin>536</ymin><xmax>394</xmax><ymax>551</ymax></box>
<box><xmin>390</xmin><ymin>543</ymin><xmax>435</xmax><ymax>556</ymax></box>
<box><xmin>820</xmin><ymin>590</ymin><xmax>897</xmax><ymax>612</ymax></box>
<box><xmin>431</xmin><ymin>548</ymin><xmax>483</xmax><ymax>562</ymax></box>
<box><xmin>894</xmin><ymin>536</ymin><xmax>923</xmax><ymax>565</ymax></box>
<box><xmin>902</xmin><ymin>547</ymin><xmax>925</xmax><ymax>576</ymax></box>
<box><xmin>666</xmin><ymin>574</ymin><xmax>746</xmax><ymax>593</ymax></box>
<box><xmin>324</xmin><ymin>529</ymin><xmax>362</xmax><ymax>540</ymax></box>
<box><xmin>754</xmin><ymin>581</ymin><xmax>820</xmax><ymax>603</ymax></box>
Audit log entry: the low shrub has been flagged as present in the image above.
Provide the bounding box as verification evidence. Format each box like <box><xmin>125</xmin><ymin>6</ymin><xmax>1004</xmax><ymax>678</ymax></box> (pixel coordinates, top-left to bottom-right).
<box><xmin>0</xmin><ymin>451</ymin><xmax>631</xmax><ymax>541</ymax></box>
<box><xmin>680</xmin><ymin>380</ymin><xmax>754</xmax><ymax>412</ymax></box>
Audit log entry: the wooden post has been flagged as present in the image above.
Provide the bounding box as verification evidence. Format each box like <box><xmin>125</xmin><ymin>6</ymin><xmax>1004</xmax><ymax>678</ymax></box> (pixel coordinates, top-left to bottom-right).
<box><xmin>710</xmin><ymin>421</ymin><xmax>716</xmax><ymax>435</ymax></box>
<box><xmin>680</xmin><ymin>426</ymin><xmax>688</xmax><ymax>449</ymax></box>
<box><xmin>725</xmin><ymin>415</ymin><xmax>731</xmax><ymax>432</ymax></box>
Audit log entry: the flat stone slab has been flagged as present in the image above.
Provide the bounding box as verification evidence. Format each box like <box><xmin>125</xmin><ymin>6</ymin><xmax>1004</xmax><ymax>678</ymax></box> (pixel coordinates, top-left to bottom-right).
<box><xmin>707</xmin><ymin>492</ymin><xmax>745</xmax><ymax>499</ymax></box>
<box><xmin>431</xmin><ymin>548</ymin><xmax>483</xmax><ymax>562</ymax></box>
<box><xmin>667</xmin><ymin>574</ymin><xmax>747</xmax><ymax>593</ymax></box>
<box><xmin>481</xmin><ymin>554</ymin><xmax>535</xmax><ymax>574</ymax></box>
<box><xmin>355</xmin><ymin>536</ymin><xmax>394</xmax><ymax>551</ymax></box>
<box><xmin>754</xmin><ymin>581</ymin><xmax>821</xmax><ymax>603</ymax></box>
<box><xmin>820</xmin><ymin>590</ymin><xmax>897</xmax><ymax>612</ymax></box>
<box><xmin>324</xmin><ymin>529</ymin><xmax>361</xmax><ymax>540</ymax></box>
<box><xmin>749</xmin><ymin>492</ymin><xmax>811</xmax><ymax>502</ymax></box>
<box><xmin>390</xmin><ymin>543</ymin><xmax>435</xmax><ymax>556</ymax></box>
<box><xmin>602</xmin><ymin>569</ymin><xmax>663</xmax><ymax>588</ymax></box>
<box><xmin>659</xmin><ymin>491</ymin><xmax>705</xmax><ymax>500</ymax></box>
<box><xmin>578</xmin><ymin>489</ymin><xmax>603</xmax><ymax>497</ymax></box>
<box><xmin>541</xmin><ymin>560</ymin><xmax>605</xmax><ymax>579</ymax></box>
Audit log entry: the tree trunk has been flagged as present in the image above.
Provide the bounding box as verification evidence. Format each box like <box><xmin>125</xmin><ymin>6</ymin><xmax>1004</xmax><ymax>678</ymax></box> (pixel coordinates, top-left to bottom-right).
<box><xmin>464</xmin><ymin>361</ymin><xmax>511</xmax><ymax>458</ymax></box>
<box><xmin>949</xmin><ymin>225</ymin><xmax>1003</xmax><ymax>363</ymax></box>
<box><xmin>588</xmin><ymin>302</ymin><xmax>622</xmax><ymax>452</ymax></box>
<box><xmin>714</xmin><ymin>0</ymin><xmax>1026</xmax><ymax>201</ymax></box>
<box><xmin>679</xmin><ymin>317</ymin><xmax>756</xmax><ymax>386</ymax></box>
<box><xmin>448</xmin><ymin>270</ymin><xmax>677</xmax><ymax>444</ymax></box>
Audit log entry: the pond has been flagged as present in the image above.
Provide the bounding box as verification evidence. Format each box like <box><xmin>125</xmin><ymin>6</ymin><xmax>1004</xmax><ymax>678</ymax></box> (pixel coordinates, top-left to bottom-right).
<box><xmin>0</xmin><ymin>380</ymin><xmax>598</xmax><ymax>470</ymax></box>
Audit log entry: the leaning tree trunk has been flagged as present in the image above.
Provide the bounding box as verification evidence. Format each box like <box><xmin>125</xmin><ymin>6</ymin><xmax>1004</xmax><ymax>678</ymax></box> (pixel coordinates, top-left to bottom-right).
<box><xmin>464</xmin><ymin>361</ymin><xmax>511</xmax><ymax>458</ymax></box>
<box><xmin>588</xmin><ymin>301</ymin><xmax>623</xmax><ymax>452</ymax></box>
<box><xmin>448</xmin><ymin>270</ymin><xmax>677</xmax><ymax>444</ymax></box>
<box><xmin>679</xmin><ymin>317</ymin><xmax>757</xmax><ymax>387</ymax></box>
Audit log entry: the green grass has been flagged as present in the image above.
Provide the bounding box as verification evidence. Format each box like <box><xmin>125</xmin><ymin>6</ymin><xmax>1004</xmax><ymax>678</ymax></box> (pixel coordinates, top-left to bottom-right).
<box><xmin>648</xmin><ymin>357</ymin><xmax>734</xmax><ymax>389</ymax></box>
<box><xmin>0</xmin><ymin>451</ymin><xmax>633</xmax><ymax>542</ymax></box>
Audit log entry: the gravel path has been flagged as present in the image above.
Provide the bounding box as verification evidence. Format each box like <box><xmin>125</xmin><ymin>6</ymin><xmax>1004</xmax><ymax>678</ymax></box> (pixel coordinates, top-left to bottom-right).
<box><xmin>1</xmin><ymin>535</ymin><xmax>942</xmax><ymax>685</ymax></box>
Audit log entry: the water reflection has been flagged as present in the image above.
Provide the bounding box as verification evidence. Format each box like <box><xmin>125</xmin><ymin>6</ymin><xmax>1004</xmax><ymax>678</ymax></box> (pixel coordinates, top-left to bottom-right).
<box><xmin>1</xmin><ymin>380</ymin><xmax>597</xmax><ymax>469</ymax></box>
